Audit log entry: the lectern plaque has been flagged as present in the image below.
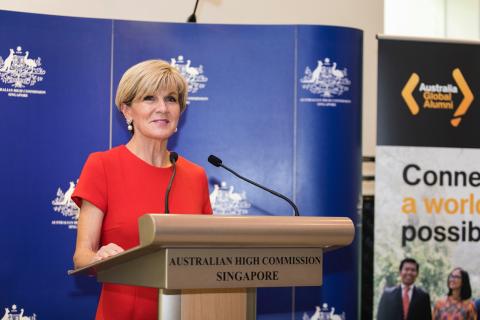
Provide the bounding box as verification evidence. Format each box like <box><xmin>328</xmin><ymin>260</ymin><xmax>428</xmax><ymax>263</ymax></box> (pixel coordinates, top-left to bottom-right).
<box><xmin>164</xmin><ymin>248</ymin><xmax>323</xmax><ymax>289</ymax></box>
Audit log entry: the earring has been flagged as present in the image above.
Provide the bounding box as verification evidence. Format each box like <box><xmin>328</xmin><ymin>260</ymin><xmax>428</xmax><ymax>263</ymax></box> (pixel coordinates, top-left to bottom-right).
<box><xmin>175</xmin><ymin>127</ymin><xmax>178</xmax><ymax>133</ymax></box>
<box><xmin>126</xmin><ymin>119</ymin><xmax>133</xmax><ymax>131</ymax></box>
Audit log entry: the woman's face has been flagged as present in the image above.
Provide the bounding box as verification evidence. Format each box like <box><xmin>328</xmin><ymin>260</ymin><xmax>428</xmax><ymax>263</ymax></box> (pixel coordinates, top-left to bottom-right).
<box><xmin>448</xmin><ymin>269</ymin><xmax>462</xmax><ymax>291</ymax></box>
<box><xmin>123</xmin><ymin>88</ymin><xmax>181</xmax><ymax>142</ymax></box>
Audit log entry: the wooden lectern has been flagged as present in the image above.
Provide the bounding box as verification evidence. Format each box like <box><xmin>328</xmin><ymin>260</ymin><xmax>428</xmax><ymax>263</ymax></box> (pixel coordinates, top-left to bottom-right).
<box><xmin>69</xmin><ymin>214</ymin><xmax>354</xmax><ymax>320</ymax></box>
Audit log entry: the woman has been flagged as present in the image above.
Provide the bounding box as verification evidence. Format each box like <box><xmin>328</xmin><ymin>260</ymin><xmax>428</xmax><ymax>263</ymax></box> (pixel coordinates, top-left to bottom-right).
<box><xmin>433</xmin><ymin>267</ymin><xmax>477</xmax><ymax>320</ymax></box>
<box><xmin>72</xmin><ymin>59</ymin><xmax>212</xmax><ymax>319</ymax></box>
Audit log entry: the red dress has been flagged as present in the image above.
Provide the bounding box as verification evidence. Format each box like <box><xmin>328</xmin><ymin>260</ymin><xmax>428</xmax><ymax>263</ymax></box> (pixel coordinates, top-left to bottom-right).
<box><xmin>72</xmin><ymin>145</ymin><xmax>212</xmax><ymax>320</ymax></box>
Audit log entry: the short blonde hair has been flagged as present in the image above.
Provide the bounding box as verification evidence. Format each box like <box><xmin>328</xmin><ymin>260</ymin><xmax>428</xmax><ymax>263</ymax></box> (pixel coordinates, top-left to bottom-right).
<box><xmin>115</xmin><ymin>59</ymin><xmax>188</xmax><ymax>113</ymax></box>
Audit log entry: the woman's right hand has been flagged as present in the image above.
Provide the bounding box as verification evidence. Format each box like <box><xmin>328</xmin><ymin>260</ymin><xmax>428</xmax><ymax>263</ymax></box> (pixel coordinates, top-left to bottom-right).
<box><xmin>74</xmin><ymin>200</ymin><xmax>123</xmax><ymax>268</ymax></box>
<box><xmin>93</xmin><ymin>243</ymin><xmax>125</xmax><ymax>262</ymax></box>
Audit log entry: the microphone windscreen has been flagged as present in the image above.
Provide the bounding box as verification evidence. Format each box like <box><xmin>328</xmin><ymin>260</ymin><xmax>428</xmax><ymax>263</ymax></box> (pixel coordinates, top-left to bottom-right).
<box><xmin>170</xmin><ymin>152</ymin><xmax>179</xmax><ymax>163</ymax></box>
<box><xmin>208</xmin><ymin>155</ymin><xmax>222</xmax><ymax>167</ymax></box>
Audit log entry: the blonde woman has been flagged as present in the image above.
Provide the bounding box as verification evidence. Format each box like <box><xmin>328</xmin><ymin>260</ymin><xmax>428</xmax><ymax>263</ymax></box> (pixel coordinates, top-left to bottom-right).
<box><xmin>72</xmin><ymin>60</ymin><xmax>212</xmax><ymax>319</ymax></box>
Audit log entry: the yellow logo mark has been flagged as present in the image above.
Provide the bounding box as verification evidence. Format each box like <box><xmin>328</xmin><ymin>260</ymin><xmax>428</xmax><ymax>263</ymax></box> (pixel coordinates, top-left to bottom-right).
<box><xmin>451</xmin><ymin>68</ymin><xmax>474</xmax><ymax>127</ymax></box>
<box><xmin>401</xmin><ymin>73</ymin><xmax>420</xmax><ymax>115</ymax></box>
<box><xmin>401</xmin><ymin>69</ymin><xmax>474</xmax><ymax>127</ymax></box>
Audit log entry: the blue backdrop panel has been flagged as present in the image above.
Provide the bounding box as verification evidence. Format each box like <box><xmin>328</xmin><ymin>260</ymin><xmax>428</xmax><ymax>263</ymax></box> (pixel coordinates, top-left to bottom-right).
<box><xmin>112</xmin><ymin>21</ymin><xmax>295</xmax><ymax>216</ymax></box>
<box><xmin>0</xmin><ymin>11</ymin><xmax>110</xmax><ymax>318</ymax></box>
<box><xmin>294</xmin><ymin>26</ymin><xmax>362</xmax><ymax>319</ymax></box>
<box><xmin>112</xmin><ymin>22</ymin><xmax>296</xmax><ymax>319</ymax></box>
<box><xmin>0</xmin><ymin>10</ymin><xmax>361</xmax><ymax>320</ymax></box>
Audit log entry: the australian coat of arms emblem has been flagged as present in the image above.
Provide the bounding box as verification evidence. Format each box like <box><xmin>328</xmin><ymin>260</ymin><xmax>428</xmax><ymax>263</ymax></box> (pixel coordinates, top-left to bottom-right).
<box><xmin>302</xmin><ymin>303</ymin><xmax>345</xmax><ymax>320</ymax></box>
<box><xmin>52</xmin><ymin>181</ymin><xmax>79</xmax><ymax>222</ymax></box>
<box><xmin>1</xmin><ymin>304</ymin><xmax>37</xmax><ymax>320</ymax></box>
<box><xmin>170</xmin><ymin>55</ymin><xmax>208</xmax><ymax>94</ymax></box>
<box><xmin>300</xmin><ymin>58</ymin><xmax>350</xmax><ymax>97</ymax></box>
<box><xmin>0</xmin><ymin>46</ymin><xmax>46</xmax><ymax>88</ymax></box>
<box><xmin>210</xmin><ymin>181</ymin><xmax>251</xmax><ymax>215</ymax></box>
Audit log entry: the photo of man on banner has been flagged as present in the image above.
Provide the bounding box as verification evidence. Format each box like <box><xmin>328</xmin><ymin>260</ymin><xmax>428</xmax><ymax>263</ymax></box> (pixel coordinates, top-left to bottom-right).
<box><xmin>377</xmin><ymin>258</ymin><xmax>431</xmax><ymax>320</ymax></box>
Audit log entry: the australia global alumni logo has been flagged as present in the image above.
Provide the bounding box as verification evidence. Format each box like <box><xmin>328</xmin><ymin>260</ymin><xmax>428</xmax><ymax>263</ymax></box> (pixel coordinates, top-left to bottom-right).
<box><xmin>401</xmin><ymin>68</ymin><xmax>474</xmax><ymax>127</ymax></box>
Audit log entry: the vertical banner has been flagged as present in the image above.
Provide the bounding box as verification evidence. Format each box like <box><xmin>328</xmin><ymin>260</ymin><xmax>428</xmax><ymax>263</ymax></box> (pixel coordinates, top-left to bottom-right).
<box><xmin>374</xmin><ymin>36</ymin><xmax>480</xmax><ymax>316</ymax></box>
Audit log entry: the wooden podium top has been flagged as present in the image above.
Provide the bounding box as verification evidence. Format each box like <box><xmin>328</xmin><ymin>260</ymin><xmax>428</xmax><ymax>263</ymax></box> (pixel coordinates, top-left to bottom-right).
<box><xmin>138</xmin><ymin>214</ymin><xmax>354</xmax><ymax>248</ymax></box>
<box><xmin>70</xmin><ymin>214</ymin><xmax>354</xmax><ymax>275</ymax></box>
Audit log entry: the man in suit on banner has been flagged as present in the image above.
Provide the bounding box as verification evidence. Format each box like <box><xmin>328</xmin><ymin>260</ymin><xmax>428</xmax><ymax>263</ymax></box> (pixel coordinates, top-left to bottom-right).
<box><xmin>377</xmin><ymin>258</ymin><xmax>432</xmax><ymax>320</ymax></box>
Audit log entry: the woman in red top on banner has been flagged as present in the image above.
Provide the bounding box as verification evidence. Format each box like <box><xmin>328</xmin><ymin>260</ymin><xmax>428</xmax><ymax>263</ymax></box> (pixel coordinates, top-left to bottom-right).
<box><xmin>72</xmin><ymin>60</ymin><xmax>213</xmax><ymax>320</ymax></box>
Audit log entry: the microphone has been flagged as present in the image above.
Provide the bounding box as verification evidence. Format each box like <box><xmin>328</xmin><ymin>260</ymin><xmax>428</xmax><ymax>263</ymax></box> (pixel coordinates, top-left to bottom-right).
<box><xmin>187</xmin><ymin>0</ymin><xmax>200</xmax><ymax>23</ymax></box>
<box><xmin>165</xmin><ymin>152</ymin><xmax>178</xmax><ymax>214</ymax></box>
<box><xmin>207</xmin><ymin>155</ymin><xmax>300</xmax><ymax>216</ymax></box>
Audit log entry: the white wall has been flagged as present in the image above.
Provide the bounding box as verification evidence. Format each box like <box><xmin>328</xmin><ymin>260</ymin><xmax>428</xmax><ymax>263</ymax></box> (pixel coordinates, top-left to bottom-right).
<box><xmin>385</xmin><ymin>0</ymin><xmax>480</xmax><ymax>40</ymax></box>
<box><xmin>385</xmin><ymin>0</ymin><xmax>446</xmax><ymax>37</ymax></box>
<box><xmin>446</xmin><ymin>0</ymin><xmax>480</xmax><ymax>39</ymax></box>
<box><xmin>0</xmin><ymin>0</ymin><xmax>384</xmax><ymax>156</ymax></box>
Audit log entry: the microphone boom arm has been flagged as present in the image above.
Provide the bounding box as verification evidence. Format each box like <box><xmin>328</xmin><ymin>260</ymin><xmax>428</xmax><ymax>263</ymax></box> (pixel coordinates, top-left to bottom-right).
<box><xmin>220</xmin><ymin>163</ymin><xmax>300</xmax><ymax>216</ymax></box>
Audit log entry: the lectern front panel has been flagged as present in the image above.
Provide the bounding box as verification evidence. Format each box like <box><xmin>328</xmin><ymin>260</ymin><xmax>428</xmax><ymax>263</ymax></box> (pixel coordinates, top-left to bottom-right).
<box><xmin>164</xmin><ymin>248</ymin><xmax>322</xmax><ymax>289</ymax></box>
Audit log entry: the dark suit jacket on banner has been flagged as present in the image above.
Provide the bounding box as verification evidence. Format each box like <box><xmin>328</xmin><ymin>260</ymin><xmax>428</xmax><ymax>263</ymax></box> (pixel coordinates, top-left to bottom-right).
<box><xmin>377</xmin><ymin>286</ymin><xmax>432</xmax><ymax>320</ymax></box>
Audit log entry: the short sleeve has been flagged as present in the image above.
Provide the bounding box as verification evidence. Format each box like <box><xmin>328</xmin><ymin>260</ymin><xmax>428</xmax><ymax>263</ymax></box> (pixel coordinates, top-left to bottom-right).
<box><xmin>71</xmin><ymin>152</ymin><xmax>108</xmax><ymax>213</ymax></box>
<box><xmin>201</xmin><ymin>170</ymin><xmax>213</xmax><ymax>215</ymax></box>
